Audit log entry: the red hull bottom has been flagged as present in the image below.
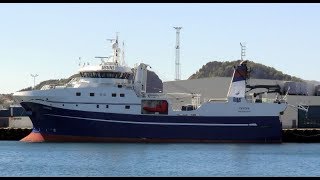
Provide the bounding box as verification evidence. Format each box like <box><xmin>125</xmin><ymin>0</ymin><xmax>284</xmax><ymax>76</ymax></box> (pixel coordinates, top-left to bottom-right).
<box><xmin>20</xmin><ymin>132</ymin><xmax>282</xmax><ymax>143</ymax></box>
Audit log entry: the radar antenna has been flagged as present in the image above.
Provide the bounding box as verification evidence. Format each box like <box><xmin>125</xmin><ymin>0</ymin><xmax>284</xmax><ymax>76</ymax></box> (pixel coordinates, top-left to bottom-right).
<box><xmin>95</xmin><ymin>56</ymin><xmax>109</xmax><ymax>64</ymax></box>
<box><xmin>107</xmin><ymin>39</ymin><xmax>115</xmax><ymax>43</ymax></box>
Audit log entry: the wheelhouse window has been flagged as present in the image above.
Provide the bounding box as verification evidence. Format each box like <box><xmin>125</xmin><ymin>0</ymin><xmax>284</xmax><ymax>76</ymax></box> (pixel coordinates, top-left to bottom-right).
<box><xmin>112</xmin><ymin>93</ymin><xmax>116</xmax><ymax>97</ymax></box>
<box><xmin>80</xmin><ymin>71</ymin><xmax>131</xmax><ymax>79</ymax></box>
<box><xmin>76</xmin><ymin>92</ymin><xmax>81</xmax><ymax>96</ymax></box>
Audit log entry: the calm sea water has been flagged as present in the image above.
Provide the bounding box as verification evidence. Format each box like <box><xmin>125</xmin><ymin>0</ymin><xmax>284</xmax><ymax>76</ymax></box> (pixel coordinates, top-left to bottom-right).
<box><xmin>0</xmin><ymin>141</ymin><xmax>320</xmax><ymax>177</ymax></box>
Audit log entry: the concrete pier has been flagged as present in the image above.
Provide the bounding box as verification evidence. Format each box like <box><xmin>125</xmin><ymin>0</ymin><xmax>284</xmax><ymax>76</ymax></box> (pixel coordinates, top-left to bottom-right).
<box><xmin>0</xmin><ymin>128</ymin><xmax>32</xmax><ymax>141</ymax></box>
<box><xmin>282</xmin><ymin>128</ymin><xmax>320</xmax><ymax>143</ymax></box>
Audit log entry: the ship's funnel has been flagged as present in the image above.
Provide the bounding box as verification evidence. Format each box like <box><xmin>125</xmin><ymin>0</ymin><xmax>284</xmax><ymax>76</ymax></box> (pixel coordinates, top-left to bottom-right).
<box><xmin>227</xmin><ymin>60</ymin><xmax>249</xmax><ymax>98</ymax></box>
<box><xmin>133</xmin><ymin>63</ymin><xmax>149</xmax><ymax>97</ymax></box>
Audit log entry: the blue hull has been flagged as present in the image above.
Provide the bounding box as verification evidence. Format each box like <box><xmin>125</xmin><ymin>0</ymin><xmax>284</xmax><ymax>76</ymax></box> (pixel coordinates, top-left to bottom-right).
<box><xmin>20</xmin><ymin>102</ymin><xmax>282</xmax><ymax>143</ymax></box>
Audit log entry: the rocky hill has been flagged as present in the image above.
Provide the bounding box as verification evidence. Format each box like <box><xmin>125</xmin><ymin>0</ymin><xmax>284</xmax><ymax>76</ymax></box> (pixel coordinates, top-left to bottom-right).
<box><xmin>0</xmin><ymin>94</ymin><xmax>14</xmax><ymax>109</ymax></box>
<box><xmin>189</xmin><ymin>60</ymin><xmax>303</xmax><ymax>82</ymax></box>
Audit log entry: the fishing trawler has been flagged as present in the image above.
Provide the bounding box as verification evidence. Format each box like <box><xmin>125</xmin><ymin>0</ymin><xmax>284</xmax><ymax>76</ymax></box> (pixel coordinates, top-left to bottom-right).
<box><xmin>13</xmin><ymin>34</ymin><xmax>287</xmax><ymax>143</ymax></box>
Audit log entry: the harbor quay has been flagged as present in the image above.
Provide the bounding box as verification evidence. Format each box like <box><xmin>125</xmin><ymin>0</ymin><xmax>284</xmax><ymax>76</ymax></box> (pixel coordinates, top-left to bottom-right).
<box><xmin>282</xmin><ymin>128</ymin><xmax>320</xmax><ymax>142</ymax></box>
<box><xmin>0</xmin><ymin>128</ymin><xmax>32</xmax><ymax>141</ymax></box>
<box><xmin>0</xmin><ymin>127</ymin><xmax>319</xmax><ymax>142</ymax></box>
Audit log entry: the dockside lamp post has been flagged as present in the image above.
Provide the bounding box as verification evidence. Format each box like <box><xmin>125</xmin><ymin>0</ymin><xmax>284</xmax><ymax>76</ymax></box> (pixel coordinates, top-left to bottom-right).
<box><xmin>31</xmin><ymin>74</ymin><xmax>39</xmax><ymax>89</ymax></box>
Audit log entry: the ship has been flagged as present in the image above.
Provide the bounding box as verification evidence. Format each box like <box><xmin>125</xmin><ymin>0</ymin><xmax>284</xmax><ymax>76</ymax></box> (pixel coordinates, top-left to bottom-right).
<box><xmin>13</xmin><ymin>34</ymin><xmax>288</xmax><ymax>143</ymax></box>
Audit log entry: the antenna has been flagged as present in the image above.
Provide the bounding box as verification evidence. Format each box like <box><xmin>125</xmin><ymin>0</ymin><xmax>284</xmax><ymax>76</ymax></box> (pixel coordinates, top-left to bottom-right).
<box><xmin>30</xmin><ymin>74</ymin><xmax>39</xmax><ymax>89</ymax></box>
<box><xmin>174</xmin><ymin>27</ymin><xmax>182</xmax><ymax>81</ymax></box>
<box><xmin>122</xmin><ymin>41</ymin><xmax>125</xmax><ymax>66</ymax></box>
<box><xmin>116</xmin><ymin>32</ymin><xmax>119</xmax><ymax>43</ymax></box>
<box><xmin>240</xmin><ymin>42</ymin><xmax>246</xmax><ymax>60</ymax></box>
<box><xmin>78</xmin><ymin>57</ymin><xmax>82</xmax><ymax>66</ymax></box>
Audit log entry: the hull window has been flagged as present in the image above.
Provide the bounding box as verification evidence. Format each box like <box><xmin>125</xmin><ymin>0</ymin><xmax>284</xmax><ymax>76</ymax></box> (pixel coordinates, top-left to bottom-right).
<box><xmin>76</xmin><ymin>92</ymin><xmax>81</xmax><ymax>96</ymax></box>
<box><xmin>90</xmin><ymin>93</ymin><xmax>95</xmax><ymax>97</ymax></box>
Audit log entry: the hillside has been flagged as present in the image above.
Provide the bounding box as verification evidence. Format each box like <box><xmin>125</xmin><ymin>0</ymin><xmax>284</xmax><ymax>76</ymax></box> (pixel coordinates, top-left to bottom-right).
<box><xmin>19</xmin><ymin>74</ymin><xmax>81</xmax><ymax>92</ymax></box>
<box><xmin>189</xmin><ymin>60</ymin><xmax>304</xmax><ymax>82</ymax></box>
<box><xmin>0</xmin><ymin>94</ymin><xmax>14</xmax><ymax>109</ymax></box>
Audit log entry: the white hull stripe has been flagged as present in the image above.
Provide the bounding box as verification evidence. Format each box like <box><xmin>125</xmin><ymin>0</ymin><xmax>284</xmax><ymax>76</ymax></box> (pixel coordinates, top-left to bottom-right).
<box><xmin>32</xmin><ymin>99</ymin><xmax>141</xmax><ymax>106</ymax></box>
<box><xmin>44</xmin><ymin>114</ymin><xmax>258</xmax><ymax>127</ymax></box>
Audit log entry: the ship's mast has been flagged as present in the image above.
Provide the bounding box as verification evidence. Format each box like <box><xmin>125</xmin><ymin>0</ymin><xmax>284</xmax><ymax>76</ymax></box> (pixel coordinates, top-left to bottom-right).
<box><xmin>114</xmin><ymin>32</ymin><xmax>120</xmax><ymax>64</ymax></box>
<box><xmin>240</xmin><ymin>42</ymin><xmax>249</xmax><ymax>85</ymax></box>
<box><xmin>121</xmin><ymin>41</ymin><xmax>125</xmax><ymax>66</ymax></box>
<box><xmin>107</xmin><ymin>32</ymin><xmax>121</xmax><ymax>65</ymax></box>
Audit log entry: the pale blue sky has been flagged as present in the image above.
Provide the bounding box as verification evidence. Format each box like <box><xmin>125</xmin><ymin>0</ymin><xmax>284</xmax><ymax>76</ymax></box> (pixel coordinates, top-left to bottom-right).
<box><xmin>1</xmin><ymin>3</ymin><xmax>320</xmax><ymax>94</ymax></box>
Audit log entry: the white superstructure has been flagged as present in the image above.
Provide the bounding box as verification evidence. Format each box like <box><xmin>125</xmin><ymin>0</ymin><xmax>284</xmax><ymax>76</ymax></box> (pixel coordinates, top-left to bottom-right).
<box><xmin>13</xmin><ymin>34</ymin><xmax>287</xmax><ymax>119</ymax></box>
